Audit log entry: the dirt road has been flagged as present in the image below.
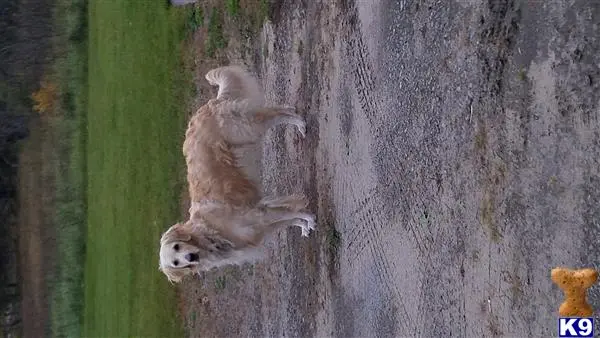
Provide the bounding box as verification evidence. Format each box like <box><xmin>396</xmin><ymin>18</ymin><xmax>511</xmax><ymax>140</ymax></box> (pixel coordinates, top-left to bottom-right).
<box><xmin>180</xmin><ymin>1</ymin><xmax>600</xmax><ymax>337</ymax></box>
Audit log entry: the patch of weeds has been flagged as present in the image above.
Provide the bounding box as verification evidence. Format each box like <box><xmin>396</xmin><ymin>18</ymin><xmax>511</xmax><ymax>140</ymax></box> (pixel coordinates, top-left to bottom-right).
<box><xmin>214</xmin><ymin>275</ymin><xmax>226</xmax><ymax>290</ymax></box>
<box><xmin>296</xmin><ymin>39</ymin><xmax>304</xmax><ymax>56</ymax></box>
<box><xmin>225</xmin><ymin>0</ymin><xmax>241</xmax><ymax>17</ymax></box>
<box><xmin>188</xmin><ymin>310</ymin><xmax>197</xmax><ymax>326</ymax></box>
<box><xmin>517</xmin><ymin>67</ymin><xmax>527</xmax><ymax>81</ymax></box>
<box><xmin>491</xmin><ymin>161</ymin><xmax>506</xmax><ymax>185</ymax></box>
<box><xmin>262</xmin><ymin>43</ymin><xmax>269</xmax><ymax>60</ymax></box>
<box><xmin>325</xmin><ymin>224</ymin><xmax>342</xmax><ymax>282</ymax></box>
<box><xmin>487</xmin><ymin>314</ymin><xmax>503</xmax><ymax>336</ymax></box>
<box><xmin>419</xmin><ymin>209</ymin><xmax>430</xmax><ymax>226</ymax></box>
<box><xmin>246</xmin><ymin>0</ymin><xmax>271</xmax><ymax>32</ymax></box>
<box><xmin>327</xmin><ymin>227</ymin><xmax>341</xmax><ymax>254</ymax></box>
<box><xmin>186</xmin><ymin>5</ymin><xmax>204</xmax><ymax>32</ymax></box>
<box><xmin>503</xmin><ymin>272</ymin><xmax>524</xmax><ymax>303</ymax></box>
<box><xmin>206</xmin><ymin>7</ymin><xmax>227</xmax><ymax>57</ymax></box>
<box><xmin>480</xmin><ymin>192</ymin><xmax>502</xmax><ymax>242</ymax></box>
<box><xmin>258</xmin><ymin>0</ymin><xmax>270</xmax><ymax>22</ymax></box>
<box><xmin>240</xmin><ymin>25</ymin><xmax>254</xmax><ymax>40</ymax></box>
<box><xmin>474</xmin><ymin>124</ymin><xmax>487</xmax><ymax>152</ymax></box>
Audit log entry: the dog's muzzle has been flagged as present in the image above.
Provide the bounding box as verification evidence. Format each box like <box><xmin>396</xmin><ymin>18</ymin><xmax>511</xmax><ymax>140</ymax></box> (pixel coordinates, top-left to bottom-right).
<box><xmin>185</xmin><ymin>253</ymin><xmax>199</xmax><ymax>262</ymax></box>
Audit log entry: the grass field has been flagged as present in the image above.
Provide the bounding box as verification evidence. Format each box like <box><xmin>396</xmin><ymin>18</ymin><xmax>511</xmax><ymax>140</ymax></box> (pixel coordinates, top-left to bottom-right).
<box><xmin>83</xmin><ymin>1</ymin><xmax>192</xmax><ymax>336</ymax></box>
<box><xmin>46</xmin><ymin>0</ymin><xmax>269</xmax><ymax>335</ymax></box>
<box><xmin>49</xmin><ymin>0</ymin><xmax>90</xmax><ymax>335</ymax></box>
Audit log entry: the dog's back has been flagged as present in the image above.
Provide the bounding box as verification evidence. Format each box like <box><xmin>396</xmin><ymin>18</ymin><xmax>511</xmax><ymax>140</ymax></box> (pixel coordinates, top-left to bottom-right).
<box><xmin>184</xmin><ymin>66</ymin><xmax>270</xmax><ymax>207</ymax></box>
<box><xmin>183</xmin><ymin>104</ymin><xmax>260</xmax><ymax>207</ymax></box>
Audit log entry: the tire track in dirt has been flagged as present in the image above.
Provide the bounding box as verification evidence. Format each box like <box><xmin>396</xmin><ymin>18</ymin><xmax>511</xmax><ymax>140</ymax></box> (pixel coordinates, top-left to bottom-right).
<box><xmin>338</xmin><ymin>182</ymin><xmax>414</xmax><ymax>332</ymax></box>
<box><xmin>334</xmin><ymin>2</ymin><xmax>421</xmax><ymax>332</ymax></box>
<box><xmin>342</xmin><ymin>186</ymin><xmax>377</xmax><ymax>264</ymax></box>
<box><xmin>344</xmin><ymin>0</ymin><xmax>438</xmax><ymax>263</ymax></box>
<box><xmin>354</xmin><ymin>1</ymin><xmax>475</xmax><ymax>334</ymax></box>
<box><xmin>342</xmin><ymin>7</ymin><xmax>380</xmax><ymax>131</ymax></box>
<box><xmin>343</xmin><ymin>184</ymin><xmax>433</xmax><ymax>278</ymax></box>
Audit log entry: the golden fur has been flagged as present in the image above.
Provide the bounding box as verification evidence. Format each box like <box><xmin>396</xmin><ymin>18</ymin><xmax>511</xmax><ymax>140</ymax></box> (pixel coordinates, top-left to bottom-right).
<box><xmin>159</xmin><ymin>66</ymin><xmax>315</xmax><ymax>283</ymax></box>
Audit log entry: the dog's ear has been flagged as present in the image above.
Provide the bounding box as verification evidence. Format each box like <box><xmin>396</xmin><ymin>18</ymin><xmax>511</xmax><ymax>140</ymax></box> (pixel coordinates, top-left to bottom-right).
<box><xmin>205</xmin><ymin>233</ymin><xmax>235</xmax><ymax>253</ymax></box>
<box><xmin>160</xmin><ymin>223</ymin><xmax>191</xmax><ymax>245</ymax></box>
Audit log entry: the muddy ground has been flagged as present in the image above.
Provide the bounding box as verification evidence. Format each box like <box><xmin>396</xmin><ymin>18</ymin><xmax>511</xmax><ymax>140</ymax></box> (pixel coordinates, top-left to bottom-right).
<box><xmin>178</xmin><ymin>0</ymin><xmax>600</xmax><ymax>337</ymax></box>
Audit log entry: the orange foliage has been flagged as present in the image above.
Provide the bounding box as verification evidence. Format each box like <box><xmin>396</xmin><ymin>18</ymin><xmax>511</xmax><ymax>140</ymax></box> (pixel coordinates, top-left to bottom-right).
<box><xmin>31</xmin><ymin>79</ymin><xmax>58</xmax><ymax>114</ymax></box>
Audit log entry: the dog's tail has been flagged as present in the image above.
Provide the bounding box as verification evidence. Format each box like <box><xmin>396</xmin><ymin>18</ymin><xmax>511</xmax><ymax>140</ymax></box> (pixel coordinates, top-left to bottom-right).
<box><xmin>258</xmin><ymin>194</ymin><xmax>309</xmax><ymax>212</ymax></box>
<box><xmin>205</xmin><ymin>65</ymin><xmax>265</xmax><ymax>109</ymax></box>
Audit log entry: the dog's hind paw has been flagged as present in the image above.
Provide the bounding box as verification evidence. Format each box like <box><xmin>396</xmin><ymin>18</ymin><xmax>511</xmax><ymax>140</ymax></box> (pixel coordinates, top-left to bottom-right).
<box><xmin>291</xmin><ymin>217</ymin><xmax>315</xmax><ymax>237</ymax></box>
<box><xmin>282</xmin><ymin>107</ymin><xmax>306</xmax><ymax>138</ymax></box>
<box><xmin>301</xmin><ymin>227</ymin><xmax>310</xmax><ymax>237</ymax></box>
<box><xmin>302</xmin><ymin>214</ymin><xmax>317</xmax><ymax>237</ymax></box>
<box><xmin>296</xmin><ymin>120</ymin><xmax>307</xmax><ymax>138</ymax></box>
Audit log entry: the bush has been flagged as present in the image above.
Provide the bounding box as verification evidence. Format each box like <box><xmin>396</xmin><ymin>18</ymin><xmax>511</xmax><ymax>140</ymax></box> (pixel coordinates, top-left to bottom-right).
<box><xmin>31</xmin><ymin>79</ymin><xmax>58</xmax><ymax>114</ymax></box>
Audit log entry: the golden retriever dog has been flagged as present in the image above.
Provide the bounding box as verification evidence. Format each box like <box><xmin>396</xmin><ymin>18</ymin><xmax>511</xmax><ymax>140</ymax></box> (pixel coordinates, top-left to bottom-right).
<box><xmin>159</xmin><ymin>66</ymin><xmax>316</xmax><ymax>283</ymax></box>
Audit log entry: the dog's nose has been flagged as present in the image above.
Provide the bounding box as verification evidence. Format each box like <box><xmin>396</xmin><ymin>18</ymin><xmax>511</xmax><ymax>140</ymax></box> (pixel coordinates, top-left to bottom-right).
<box><xmin>185</xmin><ymin>253</ymin><xmax>199</xmax><ymax>262</ymax></box>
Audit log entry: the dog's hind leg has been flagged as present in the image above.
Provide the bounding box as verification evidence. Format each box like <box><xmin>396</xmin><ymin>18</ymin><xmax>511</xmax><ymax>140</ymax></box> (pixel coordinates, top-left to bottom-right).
<box><xmin>213</xmin><ymin>101</ymin><xmax>306</xmax><ymax>146</ymax></box>
<box><xmin>253</xmin><ymin>107</ymin><xmax>306</xmax><ymax>138</ymax></box>
<box><xmin>247</xmin><ymin>195</ymin><xmax>315</xmax><ymax>237</ymax></box>
<box><xmin>258</xmin><ymin>194</ymin><xmax>309</xmax><ymax>212</ymax></box>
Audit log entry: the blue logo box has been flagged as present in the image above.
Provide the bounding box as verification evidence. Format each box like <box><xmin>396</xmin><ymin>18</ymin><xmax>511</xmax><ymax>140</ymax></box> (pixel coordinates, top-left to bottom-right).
<box><xmin>558</xmin><ymin>318</ymin><xmax>594</xmax><ymax>338</ymax></box>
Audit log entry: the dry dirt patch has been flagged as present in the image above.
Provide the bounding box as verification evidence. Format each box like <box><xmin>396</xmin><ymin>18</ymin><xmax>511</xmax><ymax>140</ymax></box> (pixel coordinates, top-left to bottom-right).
<box><xmin>176</xmin><ymin>1</ymin><xmax>600</xmax><ymax>337</ymax></box>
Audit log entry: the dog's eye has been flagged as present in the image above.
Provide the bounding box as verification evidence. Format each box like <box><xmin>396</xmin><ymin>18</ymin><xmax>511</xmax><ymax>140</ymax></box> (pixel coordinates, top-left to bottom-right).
<box><xmin>173</xmin><ymin>260</ymin><xmax>179</xmax><ymax>266</ymax></box>
<box><xmin>173</xmin><ymin>244</ymin><xmax>179</xmax><ymax>251</ymax></box>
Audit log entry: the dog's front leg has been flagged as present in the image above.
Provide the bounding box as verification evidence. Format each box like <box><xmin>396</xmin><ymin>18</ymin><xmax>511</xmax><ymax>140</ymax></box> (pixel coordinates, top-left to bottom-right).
<box><xmin>195</xmin><ymin>201</ymin><xmax>316</xmax><ymax>238</ymax></box>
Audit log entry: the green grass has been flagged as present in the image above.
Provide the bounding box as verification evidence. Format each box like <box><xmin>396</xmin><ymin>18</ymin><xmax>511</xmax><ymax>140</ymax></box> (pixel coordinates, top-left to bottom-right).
<box><xmin>225</xmin><ymin>0</ymin><xmax>241</xmax><ymax>17</ymax></box>
<box><xmin>49</xmin><ymin>0</ymin><xmax>271</xmax><ymax>336</ymax></box>
<box><xmin>214</xmin><ymin>275</ymin><xmax>227</xmax><ymax>290</ymax></box>
<box><xmin>258</xmin><ymin>0</ymin><xmax>270</xmax><ymax>23</ymax></box>
<box><xmin>83</xmin><ymin>1</ymin><xmax>192</xmax><ymax>337</ymax></box>
<box><xmin>186</xmin><ymin>4</ymin><xmax>203</xmax><ymax>32</ymax></box>
<box><xmin>327</xmin><ymin>228</ymin><xmax>341</xmax><ymax>254</ymax></box>
<box><xmin>206</xmin><ymin>7</ymin><xmax>227</xmax><ymax>57</ymax></box>
<box><xmin>49</xmin><ymin>0</ymin><xmax>89</xmax><ymax>336</ymax></box>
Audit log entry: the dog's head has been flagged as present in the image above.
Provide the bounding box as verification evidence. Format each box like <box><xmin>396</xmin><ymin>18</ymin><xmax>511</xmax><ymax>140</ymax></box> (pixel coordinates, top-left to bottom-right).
<box><xmin>159</xmin><ymin>220</ymin><xmax>236</xmax><ymax>283</ymax></box>
<box><xmin>158</xmin><ymin>222</ymin><xmax>202</xmax><ymax>283</ymax></box>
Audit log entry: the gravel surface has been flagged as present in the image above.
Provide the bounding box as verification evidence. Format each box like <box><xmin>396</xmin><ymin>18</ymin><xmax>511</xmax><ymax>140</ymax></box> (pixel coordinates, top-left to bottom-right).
<box><xmin>180</xmin><ymin>1</ymin><xmax>600</xmax><ymax>337</ymax></box>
